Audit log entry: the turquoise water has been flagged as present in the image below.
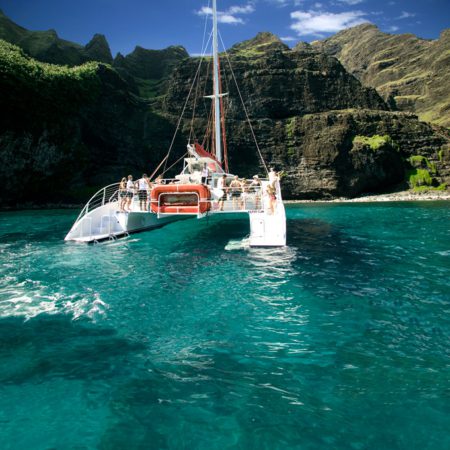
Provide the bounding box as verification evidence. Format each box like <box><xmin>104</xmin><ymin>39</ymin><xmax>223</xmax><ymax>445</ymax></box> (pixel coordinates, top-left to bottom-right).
<box><xmin>0</xmin><ymin>203</ymin><xmax>449</xmax><ymax>450</ymax></box>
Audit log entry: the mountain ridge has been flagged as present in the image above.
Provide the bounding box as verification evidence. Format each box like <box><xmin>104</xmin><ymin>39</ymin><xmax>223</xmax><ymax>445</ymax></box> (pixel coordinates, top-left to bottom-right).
<box><xmin>310</xmin><ymin>23</ymin><xmax>450</xmax><ymax>127</ymax></box>
<box><xmin>0</xmin><ymin>12</ymin><xmax>448</xmax><ymax>206</ymax></box>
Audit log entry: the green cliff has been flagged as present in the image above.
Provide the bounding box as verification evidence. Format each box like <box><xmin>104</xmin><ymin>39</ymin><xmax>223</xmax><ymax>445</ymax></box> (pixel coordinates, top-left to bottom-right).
<box><xmin>0</xmin><ymin>9</ymin><xmax>113</xmax><ymax>65</ymax></box>
<box><xmin>0</xmin><ymin>11</ymin><xmax>448</xmax><ymax>206</ymax></box>
<box><xmin>310</xmin><ymin>24</ymin><xmax>450</xmax><ymax>128</ymax></box>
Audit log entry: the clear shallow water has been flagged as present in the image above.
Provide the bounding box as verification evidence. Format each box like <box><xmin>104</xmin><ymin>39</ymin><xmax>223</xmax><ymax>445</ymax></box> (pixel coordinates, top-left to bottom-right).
<box><xmin>0</xmin><ymin>203</ymin><xmax>449</xmax><ymax>450</ymax></box>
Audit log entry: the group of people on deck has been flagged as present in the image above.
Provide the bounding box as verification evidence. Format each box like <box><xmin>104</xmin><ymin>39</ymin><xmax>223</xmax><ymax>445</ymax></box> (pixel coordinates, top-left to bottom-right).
<box><xmin>216</xmin><ymin>167</ymin><xmax>281</xmax><ymax>214</ymax></box>
<box><xmin>118</xmin><ymin>173</ymin><xmax>161</xmax><ymax>212</ymax></box>
<box><xmin>118</xmin><ymin>166</ymin><xmax>281</xmax><ymax>214</ymax></box>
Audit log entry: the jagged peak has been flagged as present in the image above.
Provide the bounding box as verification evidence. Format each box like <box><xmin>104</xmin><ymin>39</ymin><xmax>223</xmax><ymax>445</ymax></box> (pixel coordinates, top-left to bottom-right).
<box><xmin>293</xmin><ymin>41</ymin><xmax>314</xmax><ymax>52</ymax></box>
<box><xmin>127</xmin><ymin>44</ymin><xmax>188</xmax><ymax>58</ymax></box>
<box><xmin>84</xmin><ymin>33</ymin><xmax>113</xmax><ymax>63</ymax></box>
<box><xmin>46</xmin><ymin>29</ymin><xmax>58</xmax><ymax>38</ymax></box>
<box><xmin>230</xmin><ymin>31</ymin><xmax>289</xmax><ymax>55</ymax></box>
<box><xmin>87</xmin><ymin>33</ymin><xmax>108</xmax><ymax>44</ymax></box>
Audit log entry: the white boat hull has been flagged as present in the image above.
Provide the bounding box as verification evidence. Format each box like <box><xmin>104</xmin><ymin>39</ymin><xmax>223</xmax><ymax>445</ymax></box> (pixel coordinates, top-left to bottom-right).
<box><xmin>64</xmin><ymin>201</ymin><xmax>180</xmax><ymax>243</ymax></box>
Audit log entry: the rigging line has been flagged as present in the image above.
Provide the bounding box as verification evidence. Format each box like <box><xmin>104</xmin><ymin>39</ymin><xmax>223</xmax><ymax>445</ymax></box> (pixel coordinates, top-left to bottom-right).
<box><xmin>160</xmin><ymin>35</ymin><xmax>212</xmax><ymax>177</ymax></box>
<box><xmin>200</xmin><ymin>0</ymin><xmax>211</xmax><ymax>56</ymax></box>
<box><xmin>159</xmin><ymin>151</ymin><xmax>189</xmax><ymax>178</ymax></box>
<box><xmin>149</xmin><ymin>154</ymin><xmax>170</xmax><ymax>181</ymax></box>
<box><xmin>189</xmin><ymin>31</ymin><xmax>213</xmax><ymax>143</ymax></box>
<box><xmin>218</xmin><ymin>56</ymin><xmax>229</xmax><ymax>172</ymax></box>
<box><xmin>218</xmin><ymin>31</ymin><xmax>269</xmax><ymax>176</ymax></box>
<box><xmin>192</xmin><ymin>14</ymin><xmax>214</xmax><ymax>142</ymax></box>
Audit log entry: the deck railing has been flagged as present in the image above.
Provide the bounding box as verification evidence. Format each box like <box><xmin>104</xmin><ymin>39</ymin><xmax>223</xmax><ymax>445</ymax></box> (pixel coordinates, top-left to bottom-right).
<box><xmin>74</xmin><ymin>178</ymin><xmax>280</xmax><ymax>219</ymax></box>
<box><xmin>74</xmin><ymin>183</ymin><xmax>120</xmax><ymax>224</ymax></box>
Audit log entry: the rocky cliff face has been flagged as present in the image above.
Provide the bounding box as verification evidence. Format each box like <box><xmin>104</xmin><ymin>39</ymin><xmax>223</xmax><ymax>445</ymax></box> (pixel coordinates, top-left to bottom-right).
<box><xmin>0</xmin><ymin>12</ymin><xmax>448</xmax><ymax>206</ymax></box>
<box><xmin>0</xmin><ymin>40</ymin><xmax>180</xmax><ymax>205</ymax></box>
<box><xmin>310</xmin><ymin>24</ymin><xmax>450</xmax><ymax>127</ymax></box>
<box><xmin>164</xmin><ymin>34</ymin><xmax>387</xmax><ymax>120</ymax></box>
<box><xmin>113</xmin><ymin>45</ymin><xmax>188</xmax><ymax>97</ymax></box>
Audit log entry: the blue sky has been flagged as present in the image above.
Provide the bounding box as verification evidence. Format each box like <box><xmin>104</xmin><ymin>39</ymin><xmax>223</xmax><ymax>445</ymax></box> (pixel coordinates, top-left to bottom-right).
<box><xmin>0</xmin><ymin>0</ymin><xmax>448</xmax><ymax>56</ymax></box>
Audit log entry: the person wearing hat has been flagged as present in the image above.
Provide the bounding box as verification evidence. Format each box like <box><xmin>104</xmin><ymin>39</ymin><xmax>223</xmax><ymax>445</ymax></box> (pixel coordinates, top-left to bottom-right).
<box><xmin>250</xmin><ymin>175</ymin><xmax>262</xmax><ymax>210</ymax></box>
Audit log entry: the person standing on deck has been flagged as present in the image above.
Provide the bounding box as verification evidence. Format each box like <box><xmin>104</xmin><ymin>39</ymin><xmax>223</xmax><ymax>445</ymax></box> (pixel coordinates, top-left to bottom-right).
<box><xmin>230</xmin><ymin>175</ymin><xmax>242</xmax><ymax>210</ymax></box>
<box><xmin>266</xmin><ymin>183</ymin><xmax>277</xmax><ymax>215</ymax></box>
<box><xmin>125</xmin><ymin>175</ymin><xmax>134</xmax><ymax>212</ymax></box>
<box><xmin>250</xmin><ymin>175</ymin><xmax>262</xmax><ymax>210</ymax></box>
<box><xmin>119</xmin><ymin>177</ymin><xmax>127</xmax><ymax>212</ymax></box>
<box><xmin>269</xmin><ymin>167</ymin><xmax>279</xmax><ymax>187</ymax></box>
<box><xmin>137</xmin><ymin>174</ymin><xmax>150</xmax><ymax>212</ymax></box>
<box><xmin>217</xmin><ymin>174</ymin><xmax>227</xmax><ymax>211</ymax></box>
<box><xmin>201</xmin><ymin>163</ymin><xmax>210</xmax><ymax>185</ymax></box>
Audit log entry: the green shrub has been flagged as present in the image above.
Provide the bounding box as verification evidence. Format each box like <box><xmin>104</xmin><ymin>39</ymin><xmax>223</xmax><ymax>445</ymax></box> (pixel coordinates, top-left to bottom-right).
<box><xmin>352</xmin><ymin>134</ymin><xmax>396</xmax><ymax>151</ymax></box>
<box><xmin>407</xmin><ymin>168</ymin><xmax>432</xmax><ymax>188</ymax></box>
<box><xmin>408</xmin><ymin>155</ymin><xmax>437</xmax><ymax>173</ymax></box>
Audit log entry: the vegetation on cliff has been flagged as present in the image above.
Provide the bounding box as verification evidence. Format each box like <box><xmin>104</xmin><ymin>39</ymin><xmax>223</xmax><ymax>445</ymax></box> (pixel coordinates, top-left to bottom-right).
<box><xmin>352</xmin><ymin>135</ymin><xmax>398</xmax><ymax>152</ymax></box>
<box><xmin>310</xmin><ymin>24</ymin><xmax>450</xmax><ymax>128</ymax></box>
<box><xmin>0</xmin><ymin>10</ymin><xmax>449</xmax><ymax>206</ymax></box>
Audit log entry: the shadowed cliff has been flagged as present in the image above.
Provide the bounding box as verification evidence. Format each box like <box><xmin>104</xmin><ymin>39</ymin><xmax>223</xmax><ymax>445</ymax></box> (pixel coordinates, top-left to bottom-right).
<box><xmin>0</xmin><ymin>12</ymin><xmax>449</xmax><ymax>206</ymax></box>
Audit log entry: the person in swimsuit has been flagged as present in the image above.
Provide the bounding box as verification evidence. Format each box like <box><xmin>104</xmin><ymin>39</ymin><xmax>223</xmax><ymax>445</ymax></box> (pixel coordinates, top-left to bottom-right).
<box><xmin>119</xmin><ymin>177</ymin><xmax>127</xmax><ymax>212</ymax></box>
<box><xmin>229</xmin><ymin>176</ymin><xmax>242</xmax><ymax>210</ymax></box>
<box><xmin>266</xmin><ymin>183</ymin><xmax>277</xmax><ymax>215</ymax></box>
<box><xmin>250</xmin><ymin>175</ymin><xmax>262</xmax><ymax>210</ymax></box>
<box><xmin>217</xmin><ymin>174</ymin><xmax>227</xmax><ymax>211</ymax></box>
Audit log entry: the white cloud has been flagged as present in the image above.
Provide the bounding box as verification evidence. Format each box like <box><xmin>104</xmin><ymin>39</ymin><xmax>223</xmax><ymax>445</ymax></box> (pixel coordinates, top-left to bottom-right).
<box><xmin>196</xmin><ymin>3</ymin><xmax>255</xmax><ymax>25</ymax></box>
<box><xmin>336</xmin><ymin>0</ymin><xmax>364</xmax><ymax>5</ymax></box>
<box><xmin>398</xmin><ymin>11</ymin><xmax>416</xmax><ymax>20</ymax></box>
<box><xmin>290</xmin><ymin>10</ymin><xmax>369</xmax><ymax>36</ymax></box>
<box><xmin>266</xmin><ymin>0</ymin><xmax>304</xmax><ymax>7</ymax></box>
<box><xmin>280</xmin><ymin>36</ymin><xmax>297</xmax><ymax>41</ymax></box>
<box><xmin>229</xmin><ymin>5</ymin><xmax>255</xmax><ymax>14</ymax></box>
<box><xmin>388</xmin><ymin>25</ymin><xmax>399</xmax><ymax>32</ymax></box>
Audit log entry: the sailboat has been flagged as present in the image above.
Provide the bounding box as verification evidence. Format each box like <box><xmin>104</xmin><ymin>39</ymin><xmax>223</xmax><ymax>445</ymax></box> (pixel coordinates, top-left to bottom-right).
<box><xmin>65</xmin><ymin>0</ymin><xmax>286</xmax><ymax>247</ymax></box>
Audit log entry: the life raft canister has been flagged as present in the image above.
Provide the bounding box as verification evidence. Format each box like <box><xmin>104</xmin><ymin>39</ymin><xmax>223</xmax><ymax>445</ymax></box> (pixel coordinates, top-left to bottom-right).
<box><xmin>150</xmin><ymin>184</ymin><xmax>211</xmax><ymax>214</ymax></box>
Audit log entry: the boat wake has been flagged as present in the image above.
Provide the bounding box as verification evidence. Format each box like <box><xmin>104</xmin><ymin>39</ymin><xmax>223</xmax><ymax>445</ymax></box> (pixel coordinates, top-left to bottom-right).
<box><xmin>224</xmin><ymin>238</ymin><xmax>250</xmax><ymax>251</ymax></box>
<box><xmin>0</xmin><ymin>278</ymin><xmax>109</xmax><ymax>321</ymax></box>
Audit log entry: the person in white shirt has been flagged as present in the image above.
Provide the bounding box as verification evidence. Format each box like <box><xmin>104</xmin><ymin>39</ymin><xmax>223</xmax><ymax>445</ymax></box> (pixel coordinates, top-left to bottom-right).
<box><xmin>125</xmin><ymin>175</ymin><xmax>134</xmax><ymax>212</ymax></box>
<box><xmin>201</xmin><ymin>163</ymin><xmax>210</xmax><ymax>185</ymax></box>
<box><xmin>137</xmin><ymin>173</ymin><xmax>151</xmax><ymax>211</ymax></box>
<box><xmin>269</xmin><ymin>167</ymin><xmax>278</xmax><ymax>187</ymax></box>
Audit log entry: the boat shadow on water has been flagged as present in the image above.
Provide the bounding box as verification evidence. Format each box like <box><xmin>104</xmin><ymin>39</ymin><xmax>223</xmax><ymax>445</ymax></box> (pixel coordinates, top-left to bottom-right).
<box><xmin>0</xmin><ymin>316</ymin><xmax>145</xmax><ymax>385</ymax></box>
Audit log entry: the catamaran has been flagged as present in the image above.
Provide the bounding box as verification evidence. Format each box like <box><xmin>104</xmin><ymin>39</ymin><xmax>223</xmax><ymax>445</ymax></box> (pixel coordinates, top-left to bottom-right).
<box><xmin>65</xmin><ymin>0</ymin><xmax>286</xmax><ymax>247</ymax></box>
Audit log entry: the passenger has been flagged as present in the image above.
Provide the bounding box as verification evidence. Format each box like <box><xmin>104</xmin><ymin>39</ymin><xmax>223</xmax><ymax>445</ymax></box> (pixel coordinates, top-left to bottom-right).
<box><xmin>119</xmin><ymin>177</ymin><xmax>127</xmax><ymax>212</ymax></box>
<box><xmin>146</xmin><ymin>176</ymin><xmax>153</xmax><ymax>211</ymax></box>
<box><xmin>268</xmin><ymin>167</ymin><xmax>278</xmax><ymax>187</ymax></box>
<box><xmin>230</xmin><ymin>175</ymin><xmax>242</xmax><ymax>210</ymax></box>
<box><xmin>266</xmin><ymin>183</ymin><xmax>277</xmax><ymax>215</ymax></box>
<box><xmin>125</xmin><ymin>175</ymin><xmax>134</xmax><ymax>212</ymax></box>
<box><xmin>250</xmin><ymin>175</ymin><xmax>262</xmax><ymax>210</ymax></box>
<box><xmin>137</xmin><ymin>173</ymin><xmax>150</xmax><ymax>212</ymax></box>
<box><xmin>201</xmin><ymin>163</ymin><xmax>210</xmax><ymax>185</ymax></box>
<box><xmin>241</xmin><ymin>181</ymin><xmax>250</xmax><ymax>210</ymax></box>
<box><xmin>217</xmin><ymin>174</ymin><xmax>227</xmax><ymax>211</ymax></box>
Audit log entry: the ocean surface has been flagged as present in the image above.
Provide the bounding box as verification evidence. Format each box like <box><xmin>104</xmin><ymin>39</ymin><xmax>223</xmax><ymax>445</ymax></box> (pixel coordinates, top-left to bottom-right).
<box><xmin>0</xmin><ymin>203</ymin><xmax>449</xmax><ymax>450</ymax></box>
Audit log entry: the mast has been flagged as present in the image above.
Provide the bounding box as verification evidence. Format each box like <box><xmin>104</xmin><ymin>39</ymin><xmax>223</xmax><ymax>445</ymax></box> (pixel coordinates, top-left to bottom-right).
<box><xmin>212</xmin><ymin>0</ymin><xmax>222</xmax><ymax>165</ymax></box>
